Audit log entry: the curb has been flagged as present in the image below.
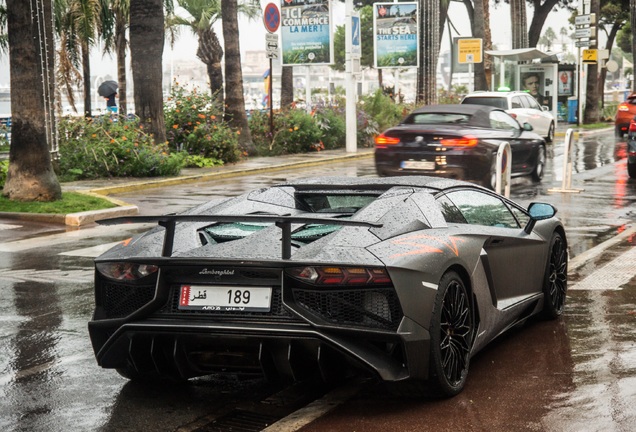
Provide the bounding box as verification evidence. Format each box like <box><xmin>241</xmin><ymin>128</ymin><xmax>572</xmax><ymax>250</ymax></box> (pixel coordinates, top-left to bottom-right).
<box><xmin>87</xmin><ymin>150</ymin><xmax>374</xmax><ymax>196</ymax></box>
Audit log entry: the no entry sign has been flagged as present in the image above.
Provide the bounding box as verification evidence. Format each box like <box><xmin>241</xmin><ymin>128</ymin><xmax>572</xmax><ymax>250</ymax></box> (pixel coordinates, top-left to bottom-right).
<box><xmin>263</xmin><ymin>3</ymin><xmax>280</xmax><ymax>33</ymax></box>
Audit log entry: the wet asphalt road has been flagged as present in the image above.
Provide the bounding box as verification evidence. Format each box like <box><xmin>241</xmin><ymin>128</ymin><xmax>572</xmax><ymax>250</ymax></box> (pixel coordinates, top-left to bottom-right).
<box><xmin>1</xmin><ymin>129</ymin><xmax>635</xmax><ymax>431</ymax></box>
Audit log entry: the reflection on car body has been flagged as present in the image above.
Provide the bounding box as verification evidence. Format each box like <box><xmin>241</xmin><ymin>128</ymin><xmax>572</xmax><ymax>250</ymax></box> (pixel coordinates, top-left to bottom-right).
<box><xmin>89</xmin><ymin>177</ymin><xmax>567</xmax><ymax>397</ymax></box>
<box><xmin>374</xmin><ymin>104</ymin><xmax>547</xmax><ymax>189</ymax></box>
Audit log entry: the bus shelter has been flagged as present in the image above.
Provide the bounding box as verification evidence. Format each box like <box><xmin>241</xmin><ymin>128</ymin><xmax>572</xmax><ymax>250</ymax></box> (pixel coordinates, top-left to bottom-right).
<box><xmin>486</xmin><ymin>48</ymin><xmax>560</xmax><ymax>122</ymax></box>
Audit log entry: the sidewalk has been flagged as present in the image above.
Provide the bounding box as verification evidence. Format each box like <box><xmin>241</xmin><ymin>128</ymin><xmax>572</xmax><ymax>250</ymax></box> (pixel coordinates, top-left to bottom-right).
<box><xmin>0</xmin><ymin>123</ymin><xmax>610</xmax><ymax>227</ymax></box>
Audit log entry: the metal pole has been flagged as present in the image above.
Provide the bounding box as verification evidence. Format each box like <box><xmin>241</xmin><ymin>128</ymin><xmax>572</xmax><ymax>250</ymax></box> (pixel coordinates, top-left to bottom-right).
<box><xmin>345</xmin><ymin>0</ymin><xmax>356</xmax><ymax>153</ymax></box>
<box><xmin>269</xmin><ymin>58</ymin><xmax>273</xmax><ymax>136</ymax></box>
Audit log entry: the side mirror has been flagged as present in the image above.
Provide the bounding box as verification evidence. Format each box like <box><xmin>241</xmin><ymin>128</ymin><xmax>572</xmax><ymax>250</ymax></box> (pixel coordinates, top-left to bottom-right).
<box><xmin>523</xmin><ymin>122</ymin><xmax>533</xmax><ymax>131</ymax></box>
<box><xmin>541</xmin><ymin>105</ymin><xmax>550</xmax><ymax>112</ymax></box>
<box><xmin>524</xmin><ymin>202</ymin><xmax>557</xmax><ymax>234</ymax></box>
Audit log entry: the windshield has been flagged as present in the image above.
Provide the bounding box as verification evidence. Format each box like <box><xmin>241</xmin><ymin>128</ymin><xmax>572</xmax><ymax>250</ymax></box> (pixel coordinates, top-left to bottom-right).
<box><xmin>463</xmin><ymin>97</ymin><xmax>507</xmax><ymax>109</ymax></box>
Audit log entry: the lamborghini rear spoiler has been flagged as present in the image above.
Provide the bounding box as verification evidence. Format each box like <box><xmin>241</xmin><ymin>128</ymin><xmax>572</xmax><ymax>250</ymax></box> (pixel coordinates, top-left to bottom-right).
<box><xmin>98</xmin><ymin>215</ymin><xmax>383</xmax><ymax>259</ymax></box>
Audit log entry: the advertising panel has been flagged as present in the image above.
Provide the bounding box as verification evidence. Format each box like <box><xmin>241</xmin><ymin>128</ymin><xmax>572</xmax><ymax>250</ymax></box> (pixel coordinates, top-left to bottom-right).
<box><xmin>558</xmin><ymin>71</ymin><xmax>573</xmax><ymax>96</ymax></box>
<box><xmin>373</xmin><ymin>2</ymin><xmax>419</xmax><ymax>69</ymax></box>
<box><xmin>518</xmin><ymin>64</ymin><xmax>558</xmax><ymax>119</ymax></box>
<box><xmin>280</xmin><ymin>0</ymin><xmax>333</xmax><ymax>65</ymax></box>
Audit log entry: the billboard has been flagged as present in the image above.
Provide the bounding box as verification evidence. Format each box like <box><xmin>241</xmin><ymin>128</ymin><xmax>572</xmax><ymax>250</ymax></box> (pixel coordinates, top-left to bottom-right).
<box><xmin>280</xmin><ymin>0</ymin><xmax>333</xmax><ymax>65</ymax></box>
<box><xmin>373</xmin><ymin>2</ymin><xmax>419</xmax><ymax>69</ymax></box>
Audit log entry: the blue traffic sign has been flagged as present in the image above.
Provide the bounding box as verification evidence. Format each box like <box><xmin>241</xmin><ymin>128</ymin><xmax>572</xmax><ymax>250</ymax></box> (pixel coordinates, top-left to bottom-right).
<box><xmin>263</xmin><ymin>3</ymin><xmax>280</xmax><ymax>34</ymax></box>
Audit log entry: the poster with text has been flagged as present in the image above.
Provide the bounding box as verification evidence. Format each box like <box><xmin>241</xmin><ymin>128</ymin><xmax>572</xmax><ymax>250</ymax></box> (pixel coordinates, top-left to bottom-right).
<box><xmin>373</xmin><ymin>2</ymin><xmax>419</xmax><ymax>69</ymax></box>
<box><xmin>281</xmin><ymin>0</ymin><xmax>333</xmax><ymax>65</ymax></box>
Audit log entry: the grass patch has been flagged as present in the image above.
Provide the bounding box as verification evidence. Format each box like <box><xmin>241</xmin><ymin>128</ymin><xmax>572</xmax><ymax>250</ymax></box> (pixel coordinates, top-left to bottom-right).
<box><xmin>580</xmin><ymin>122</ymin><xmax>613</xmax><ymax>130</ymax></box>
<box><xmin>0</xmin><ymin>192</ymin><xmax>117</xmax><ymax>214</ymax></box>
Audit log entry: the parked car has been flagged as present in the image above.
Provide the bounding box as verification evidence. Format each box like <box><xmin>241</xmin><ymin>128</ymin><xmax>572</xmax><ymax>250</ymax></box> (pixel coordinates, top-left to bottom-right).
<box><xmin>374</xmin><ymin>104</ymin><xmax>546</xmax><ymax>189</ymax></box>
<box><xmin>627</xmin><ymin>116</ymin><xmax>636</xmax><ymax>178</ymax></box>
<box><xmin>89</xmin><ymin>177</ymin><xmax>567</xmax><ymax>397</ymax></box>
<box><xmin>461</xmin><ymin>91</ymin><xmax>556</xmax><ymax>142</ymax></box>
<box><xmin>615</xmin><ymin>92</ymin><xmax>636</xmax><ymax>138</ymax></box>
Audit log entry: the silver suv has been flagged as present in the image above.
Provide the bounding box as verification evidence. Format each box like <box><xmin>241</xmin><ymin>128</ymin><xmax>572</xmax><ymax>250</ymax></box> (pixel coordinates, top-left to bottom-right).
<box><xmin>461</xmin><ymin>91</ymin><xmax>555</xmax><ymax>142</ymax></box>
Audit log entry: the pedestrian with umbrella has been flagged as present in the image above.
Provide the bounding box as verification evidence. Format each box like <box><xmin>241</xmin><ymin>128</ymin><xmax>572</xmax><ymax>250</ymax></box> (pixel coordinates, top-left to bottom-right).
<box><xmin>98</xmin><ymin>80</ymin><xmax>118</xmax><ymax>114</ymax></box>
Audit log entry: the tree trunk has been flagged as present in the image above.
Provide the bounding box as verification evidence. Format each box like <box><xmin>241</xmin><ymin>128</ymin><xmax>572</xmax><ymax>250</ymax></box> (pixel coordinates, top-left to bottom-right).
<box><xmin>527</xmin><ymin>0</ymin><xmax>559</xmax><ymax>48</ymax></box>
<box><xmin>632</xmin><ymin>0</ymin><xmax>636</xmax><ymax>92</ymax></box>
<box><xmin>281</xmin><ymin>66</ymin><xmax>294</xmax><ymax>110</ymax></box>
<box><xmin>416</xmin><ymin>0</ymin><xmax>439</xmax><ymax>104</ymax></box>
<box><xmin>583</xmin><ymin>0</ymin><xmax>600</xmax><ymax>124</ymax></box>
<box><xmin>116</xmin><ymin>15</ymin><xmax>128</xmax><ymax>115</ymax></box>
<box><xmin>510</xmin><ymin>0</ymin><xmax>528</xmax><ymax>49</ymax></box>
<box><xmin>4</xmin><ymin>0</ymin><xmax>61</xmax><ymax>201</ymax></box>
<box><xmin>222</xmin><ymin>0</ymin><xmax>255</xmax><ymax>155</ymax></box>
<box><xmin>130</xmin><ymin>0</ymin><xmax>167</xmax><ymax>144</ymax></box>
<box><xmin>82</xmin><ymin>40</ymin><xmax>92</xmax><ymax>118</ymax></box>
<box><xmin>471</xmin><ymin>0</ymin><xmax>487</xmax><ymax>91</ymax></box>
<box><xmin>197</xmin><ymin>27</ymin><xmax>224</xmax><ymax>107</ymax></box>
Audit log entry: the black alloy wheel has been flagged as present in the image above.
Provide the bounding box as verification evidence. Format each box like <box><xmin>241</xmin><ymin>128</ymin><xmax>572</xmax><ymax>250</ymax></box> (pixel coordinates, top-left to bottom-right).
<box><xmin>532</xmin><ymin>145</ymin><xmax>546</xmax><ymax>182</ymax></box>
<box><xmin>429</xmin><ymin>271</ymin><xmax>474</xmax><ymax>397</ymax></box>
<box><xmin>543</xmin><ymin>232</ymin><xmax>568</xmax><ymax>319</ymax></box>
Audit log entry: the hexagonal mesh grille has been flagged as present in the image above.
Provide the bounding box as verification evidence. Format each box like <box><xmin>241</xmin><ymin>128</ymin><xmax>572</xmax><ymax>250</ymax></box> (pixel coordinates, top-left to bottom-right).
<box><xmin>102</xmin><ymin>282</ymin><xmax>155</xmax><ymax>318</ymax></box>
<box><xmin>293</xmin><ymin>288</ymin><xmax>403</xmax><ymax>331</ymax></box>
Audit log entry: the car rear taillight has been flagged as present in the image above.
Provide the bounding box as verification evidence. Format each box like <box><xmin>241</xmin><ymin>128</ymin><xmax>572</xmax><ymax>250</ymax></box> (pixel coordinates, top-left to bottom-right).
<box><xmin>509</xmin><ymin>113</ymin><xmax>518</xmax><ymax>119</ymax></box>
<box><xmin>96</xmin><ymin>262</ymin><xmax>159</xmax><ymax>281</ymax></box>
<box><xmin>375</xmin><ymin>134</ymin><xmax>400</xmax><ymax>148</ymax></box>
<box><xmin>287</xmin><ymin>266</ymin><xmax>392</xmax><ymax>286</ymax></box>
<box><xmin>618</xmin><ymin>104</ymin><xmax>630</xmax><ymax>112</ymax></box>
<box><xmin>439</xmin><ymin>135</ymin><xmax>478</xmax><ymax>147</ymax></box>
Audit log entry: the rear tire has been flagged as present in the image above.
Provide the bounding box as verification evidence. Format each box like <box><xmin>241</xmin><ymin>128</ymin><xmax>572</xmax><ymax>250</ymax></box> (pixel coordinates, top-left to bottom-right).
<box><xmin>542</xmin><ymin>232</ymin><xmax>568</xmax><ymax>319</ymax></box>
<box><xmin>428</xmin><ymin>271</ymin><xmax>474</xmax><ymax>397</ymax></box>
<box><xmin>546</xmin><ymin>122</ymin><xmax>555</xmax><ymax>143</ymax></box>
<box><xmin>531</xmin><ymin>145</ymin><xmax>546</xmax><ymax>182</ymax></box>
<box><xmin>628</xmin><ymin>160</ymin><xmax>636</xmax><ymax>178</ymax></box>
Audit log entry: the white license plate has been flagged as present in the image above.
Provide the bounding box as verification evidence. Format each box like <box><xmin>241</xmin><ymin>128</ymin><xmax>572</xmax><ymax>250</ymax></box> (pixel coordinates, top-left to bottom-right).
<box><xmin>179</xmin><ymin>285</ymin><xmax>272</xmax><ymax>312</ymax></box>
<box><xmin>401</xmin><ymin>160</ymin><xmax>435</xmax><ymax>170</ymax></box>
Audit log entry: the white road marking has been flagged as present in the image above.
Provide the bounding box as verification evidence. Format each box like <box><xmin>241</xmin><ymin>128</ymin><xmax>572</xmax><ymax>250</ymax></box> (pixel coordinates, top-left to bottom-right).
<box><xmin>0</xmin><ymin>223</ymin><xmax>21</xmax><ymax>230</ymax></box>
<box><xmin>59</xmin><ymin>241</ymin><xmax>121</xmax><ymax>257</ymax></box>
<box><xmin>569</xmin><ymin>244</ymin><xmax>636</xmax><ymax>291</ymax></box>
<box><xmin>0</xmin><ymin>268</ymin><xmax>94</xmax><ymax>283</ymax></box>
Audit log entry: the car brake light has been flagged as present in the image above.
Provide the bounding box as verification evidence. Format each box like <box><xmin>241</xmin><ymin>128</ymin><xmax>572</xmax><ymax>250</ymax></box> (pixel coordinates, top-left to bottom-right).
<box><xmin>439</xmin><ymin>136</ymin><xmax>478</xmax><ymax>147</ymax></box>
<box><xmin>375</xmin><ymin>134</ymin><xmax>400</xmax><ymax>147</ymax></box>
<box><xmin>618</xmin><ymin>104</ymin><xmax>630</xmax><ymax>112</ymax></box>
<box><xmin>96</xmin><ymin>262</ymin><xmax>159</xmax><ymax>281</ymax></box>
<box><xmin>509</xmin><ymin>113</ymin><xmax>517</xmax><ymax>119</ymax></box>
<box><xmin>287</xmin><ymin>266</ymin><xmax>392</xmax><ymax>286</ymax></box>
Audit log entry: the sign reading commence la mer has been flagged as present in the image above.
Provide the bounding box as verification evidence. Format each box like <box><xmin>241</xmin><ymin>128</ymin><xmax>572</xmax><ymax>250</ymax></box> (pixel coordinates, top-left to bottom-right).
<box><xmin>280</xmin><ymin>0</ymin><xmax>333</xmax><ymax>65</ymax></box>
<box><xmin>373</xmin><ymin>2</ymin><xmax>419</xmax><ymax>68</ymax></box>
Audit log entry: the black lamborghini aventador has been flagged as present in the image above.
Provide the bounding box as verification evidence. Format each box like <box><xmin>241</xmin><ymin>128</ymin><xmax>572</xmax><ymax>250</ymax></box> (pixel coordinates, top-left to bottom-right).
<box><xmin>89</xmin><ymin>177</ymin><xmax>568</xmax><ymax>397</ymax></box>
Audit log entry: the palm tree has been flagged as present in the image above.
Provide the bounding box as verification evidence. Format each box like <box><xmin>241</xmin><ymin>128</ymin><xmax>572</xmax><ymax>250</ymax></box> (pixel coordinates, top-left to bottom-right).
<box><xmin>631</xmin><ymin>0</ymin><xmax>636</xmax><ymax>91</ymax></box>
<box><xmin>221</xmin><ymin>0</ymin><xmax>255</xmax><ymax>155</ymax></box>
<box><xmin>510</xmin><ymin>0</ymin><xmax>528</xmax><ymax>49</ymax></box>
<box><xmin>130</xmin><ymin>0</ymin><xmax>167</xmax><ymax>143</ymax></box>
<box><xmin>168</xmin><ymin>0</ymin><xmax>224</xmax><ymax>104</ymax></box>
<box><xmin>417</xmin><ymin>0</ymin><xmax>440</xmax><ymax>104</ymax></box>
<box><xmin>4</xmin><ymin>0</ymin><xmax>62</xmax><ymax>201</ymax></box>
<box><xmin>57</xmin><ymin>0</ymin><xmax>102</xmax><ymax>117</ymax></box>
<box><xmin>101</xmin><ymin>0</ymin><xmax>130</xmax><ymax>115</ymax></box>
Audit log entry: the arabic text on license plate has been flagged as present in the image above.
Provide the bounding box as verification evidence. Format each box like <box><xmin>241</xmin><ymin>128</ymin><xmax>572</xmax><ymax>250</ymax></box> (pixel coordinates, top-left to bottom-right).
<box><xmin>179</xmin><ymin>285</ymin><xmax>272</xmax><ymax>312</ymax></box>
<box><xmin>401</xmin><ymin>160</ymin><xmax>435</xmax><ymax>170</ymax></box>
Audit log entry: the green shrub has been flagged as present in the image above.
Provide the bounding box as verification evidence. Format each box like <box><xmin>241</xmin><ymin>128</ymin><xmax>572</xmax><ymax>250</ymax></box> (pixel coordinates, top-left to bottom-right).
<box><xmin>165</xmin><ymin>81</ymin><xmax>241</xmax><ymax>163</ymax></box>
<box><xmin>437</xmin><ymin>84</ymin><xmax>468</xmax><ymax>104</ymax></box>
<box><xmin>313</xmin><ymin>104</ymin><xmax>346</xmax><ymax>150</ymax></box>
<box><xmin>57</xmin><ymin>116</ymin><xmax>184</xmax><ymax>181</ymax></box>
<box><xmin>0</xmin><ymin>159</ymin><xmax>8</xmax><ymax>189</ymax></box>
<box><xmin>359</xmin><ymin>89</ymin><xmax>407</xmax><ymax>132</ymax></box>
<box><xmin>183</xmin><ymin>154</ymin><xmax>223</xmax><ymax>168</ymax></box>
<box><xmin>249</xmin><ymin>108</ymin><xmax>324</xmax><ymax>156</ymax></box>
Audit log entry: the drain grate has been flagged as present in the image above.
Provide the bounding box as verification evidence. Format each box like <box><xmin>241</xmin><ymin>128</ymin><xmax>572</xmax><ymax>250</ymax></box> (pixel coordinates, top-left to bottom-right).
<box><xmin>195</xmin><ymin>409</ymin><xmax>279</xmax><ymax>432</ymax></box>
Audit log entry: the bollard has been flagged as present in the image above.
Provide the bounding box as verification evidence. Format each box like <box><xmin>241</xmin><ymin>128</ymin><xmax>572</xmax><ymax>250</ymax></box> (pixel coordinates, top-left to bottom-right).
<box><xmin>495</xmin><ymin>141</ymin><xmax>511</xmax><ymax>197</ymax></box>
<box><xmin>548</xmin><ymin>128</ymin><xmax>583</xmax><ymax>193</ymax></box>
